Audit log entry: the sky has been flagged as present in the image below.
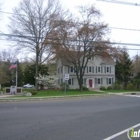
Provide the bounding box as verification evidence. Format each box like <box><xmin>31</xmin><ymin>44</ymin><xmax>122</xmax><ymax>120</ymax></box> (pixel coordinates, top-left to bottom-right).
<box><xmin>0</xmin><ymin>0</ymin><xmax>140</xmax><ymax>59</ymax></box>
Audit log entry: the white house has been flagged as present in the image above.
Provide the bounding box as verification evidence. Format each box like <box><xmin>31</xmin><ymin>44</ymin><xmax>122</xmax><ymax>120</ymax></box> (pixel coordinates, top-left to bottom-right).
<box><xmin>56</xmin><ymin>55</ymin><xmax>115</xmax><ymax>89</ymax></box>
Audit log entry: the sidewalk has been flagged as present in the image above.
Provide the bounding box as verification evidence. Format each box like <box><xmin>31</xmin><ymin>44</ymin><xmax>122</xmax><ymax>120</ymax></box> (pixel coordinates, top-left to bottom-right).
<box><xmin>0</xmin><ymin>94</ymin><xmax>16</xmax><ymax>98</ymax></box>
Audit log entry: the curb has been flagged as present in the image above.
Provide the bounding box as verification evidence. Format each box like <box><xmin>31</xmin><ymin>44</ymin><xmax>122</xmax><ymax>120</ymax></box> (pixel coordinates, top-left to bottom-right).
<box><xmin>0</xmin><ymin>94</ymin><xmax>109</xmax><ymax>102</ymax></box>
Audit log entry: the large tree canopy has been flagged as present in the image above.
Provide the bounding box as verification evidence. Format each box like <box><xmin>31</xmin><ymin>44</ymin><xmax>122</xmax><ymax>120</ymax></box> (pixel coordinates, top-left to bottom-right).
<box><xmin>51</xmin><ymin>5</ymin><xmax>113</xmax><ymax>91</ymax></box>
<box><xmin>8</xmin><ymin>0</ymin><xmax>64</xmax><ymax>89</ymax></box>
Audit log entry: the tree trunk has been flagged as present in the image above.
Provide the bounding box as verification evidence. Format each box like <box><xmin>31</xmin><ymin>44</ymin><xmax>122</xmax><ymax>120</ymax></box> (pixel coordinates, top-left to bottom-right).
<box><xmin>78</xmin><ymin>77</ymin><xmax>83</xmax><ymax>92</ymax></box>
<box><xmin>40</xmin><ymin>84</ymin><xmax>44</xmax><ymax>90</ymax></box>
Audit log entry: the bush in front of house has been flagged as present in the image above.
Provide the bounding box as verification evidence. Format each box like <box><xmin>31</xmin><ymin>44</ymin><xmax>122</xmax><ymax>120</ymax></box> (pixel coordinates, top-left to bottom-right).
<box><xmin>100</xmin><ymin>86</ymin><xmax>106</xmax><ymax>90</ymax></box>
<box><xmin>107</xmin><ymin>86</ymin><xmax>113</xmax><ymax>90</ymax></box>
<box><xmin>82</xmin><ymin>86</ymin><xmax>89</xmax><ymax>91</ymax></box>
<box><xmin>29</xmin><ymin>90</ymin><xmax>38</xmax><ymax>95</ymax></box>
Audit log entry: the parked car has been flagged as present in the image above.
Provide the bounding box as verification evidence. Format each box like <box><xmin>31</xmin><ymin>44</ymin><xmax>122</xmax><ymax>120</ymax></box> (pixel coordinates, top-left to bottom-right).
<box><xmin>23</xmin><ymin>84</ymin><xmax>34</xmax><ymax>88</ymax></box>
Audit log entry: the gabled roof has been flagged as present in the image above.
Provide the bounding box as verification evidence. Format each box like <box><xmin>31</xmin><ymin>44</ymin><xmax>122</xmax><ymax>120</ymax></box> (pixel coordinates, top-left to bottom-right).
<box><xmin>99</xmin><ymin>56</ymin><xmax>115</xmax><ymax>65</ymax></box>
<box><xmin>58</xmin><ymin>51</ymin><xmax>83</xmax><ymax>65</ymax></box>
<box><xmin>57</xmin><ymin>50</ymin><xmax>115</xmax><ymax>65</ymax></box>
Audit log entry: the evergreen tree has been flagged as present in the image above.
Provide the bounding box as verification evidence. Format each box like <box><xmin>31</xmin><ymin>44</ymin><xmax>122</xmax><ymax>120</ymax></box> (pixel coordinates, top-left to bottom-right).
<box><xmin>115</xmin><ymin>51</ymin><xmax>133</xmax><ymax>87</ymax></box>
<box><xmin>134</xmin><ymin>72</ymin><xmax>140</xmax><ymax>89</ymax></box>
<box><xmin>23</xmin><ymin>64</ymin><xmax>49</xmax><ymax>85</ymax></box>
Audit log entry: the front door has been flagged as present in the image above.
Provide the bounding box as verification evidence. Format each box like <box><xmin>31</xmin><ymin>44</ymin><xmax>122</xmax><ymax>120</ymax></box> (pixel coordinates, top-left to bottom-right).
<box><xmin>89</xmin><ymin>79</ymin><xmax>92</xmax><ymax>88</ymax></box>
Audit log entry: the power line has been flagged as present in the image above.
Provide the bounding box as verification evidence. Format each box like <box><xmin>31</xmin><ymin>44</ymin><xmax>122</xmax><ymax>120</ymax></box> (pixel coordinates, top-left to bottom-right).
<box><xmin>110</xmin><ymin>27</ymin><xmax>140</xmax><ymax>32</ymax></box>
<box><xmin>0</xmin><ymin>10</ymin><xmax>140</xmax><ymax>32</ymax></box>
<box><xmin>97</xmin><ymin>0</ymin><xmax>140</xmax><ymax>6</ymax></box>
<box><xmin>0</xmin><ymin>32</ymin><xmax>140</xmax><ymax>47</ymax></box>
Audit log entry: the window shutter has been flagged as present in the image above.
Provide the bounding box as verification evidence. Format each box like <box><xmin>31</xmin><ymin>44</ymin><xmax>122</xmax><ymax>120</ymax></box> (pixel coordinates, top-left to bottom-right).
<box><xmin>96</xmin><ymin>66</ymin><xmax>97</xmax><ymax>73</ymax></box>
<box><xmin>101</xmin><ymin>67</ymin><xmax>103</xmax><ymax>73</ymax></box>
<box><xmin>92</xmin><ymin>66</ymin><xmax>94</xmax><ymax>73</ymax></box>
<box><xmin>106</xmin><ymin>78</ymin><xmax>108</xmax><ymax>85</ymax></box>
<box><xmin>101</xmin><ymin>78</ymin><xmax>103</xmax><ymax>85</ymax></box>
<box><xmin>87</xmin><ymin>66</ymin><xmax>88</xmax><ymax>73</ymax></box>
<box><xmin>110</xmin><ymin>66</ymin><xmax>111</xmax><ymax>73</ymax></box>
<box><xmin>112</xmin><ymin>78</ymin><xmax>114</xmax><ymax>84</ymax></box>
<box><xmin>104</xmin><ymin>66</ymin><xmax>106</xmax><ymax>73</ymax></box>
<box><xmin>61</xmin><ymin>67</ymin><xmax>63</xmax><ymax>73</ymax></box>
<box><xmin>72</xmin><ymin>78</ymin><xmax>74</xmax><ymax>85</ymax></box>
<box><xmin>95</xmin><ymin>78</ymin><xmax>97</xmax><ymax>84</ymax></box>
<box><xmin>84</xmin><ymin>78</ymin><xmax>86</xmax><ymax>85</ymax></box>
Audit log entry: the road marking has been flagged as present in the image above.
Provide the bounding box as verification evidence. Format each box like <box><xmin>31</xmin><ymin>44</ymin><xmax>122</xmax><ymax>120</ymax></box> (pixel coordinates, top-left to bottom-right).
<box><xmin>103</xmin><ymin>123</ymin><xmax>140</xmax><ymax>140</ymax></box>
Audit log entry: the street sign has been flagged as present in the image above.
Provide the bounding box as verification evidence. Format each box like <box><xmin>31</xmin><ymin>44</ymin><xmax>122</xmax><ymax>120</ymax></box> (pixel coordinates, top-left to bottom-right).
<box><xmin>65</xmin><ymin>74</ymin><xmax>69</xmax><ymax>80</ymax></box>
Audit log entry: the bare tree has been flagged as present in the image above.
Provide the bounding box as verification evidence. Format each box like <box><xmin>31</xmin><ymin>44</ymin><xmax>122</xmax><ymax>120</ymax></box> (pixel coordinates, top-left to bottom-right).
<box><xmin>53</xmin><ymin>5</ymin><xmax>114</xmax><ymax>91</ymax></box>
<box><xmin>0</xmin><ymin>49</ymin><xmax>16</xmax><ymax>62</ymax></box>
<box><xmin>8</xmin><ymin>0</ymin><xmax>64</xmax><ymax>89</ymax></box>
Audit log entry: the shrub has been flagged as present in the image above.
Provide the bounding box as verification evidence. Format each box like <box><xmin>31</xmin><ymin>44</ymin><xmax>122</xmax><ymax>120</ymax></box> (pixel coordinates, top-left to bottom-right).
<box><xmin>113</xmin><ymin>83</ymin><xmax>122</xmax><ymax>90</ymax></box>
<box><xmin>60</xmin><ymin>82</ymin><xmax>69</xmax><ymax>91</ymax></box>
<box><xmin>100</xmin><ymin>86</ymin><xmax>106</xmax><ymax>90</ymax></box>
<box><xmin>126</xmin><ymin>83</ymin><xmax>135</xmax><ymax>90</ymax></box>
<box><xmin>82</xmin><ymin>86</ymin><xmax>89</xmax><ymax>91</ymax></box>
<box><xmin>107</xmin><ymin>86</ymin><xmax>113</xmax><ymax>90</ymax></box>
<box><xmin>30</xmin><ymin>90</ymin><xmax>38</xmax><ymax>95</ymax></box>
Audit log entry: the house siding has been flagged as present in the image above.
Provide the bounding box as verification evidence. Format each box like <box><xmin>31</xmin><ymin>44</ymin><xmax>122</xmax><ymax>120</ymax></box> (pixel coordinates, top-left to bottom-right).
<box><xmin>56</xmin><ymin>56</ymin><xmax>115</xmax><ymax>89</ymax></box>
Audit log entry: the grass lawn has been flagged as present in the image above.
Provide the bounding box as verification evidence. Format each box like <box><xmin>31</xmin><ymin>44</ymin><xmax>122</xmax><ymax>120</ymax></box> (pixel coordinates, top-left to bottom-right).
<box><xmin>8</xmin><ymin>89</ymin><xmax>139</xmax><ymax>98</ymax></box>
<box><xmin>11</xmin><ymin>90</ymin><xmax>107</xmax><ymax>98</ymax></box>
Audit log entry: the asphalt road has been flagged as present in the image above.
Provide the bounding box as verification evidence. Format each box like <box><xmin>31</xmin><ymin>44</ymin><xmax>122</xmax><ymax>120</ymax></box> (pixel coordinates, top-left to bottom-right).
<box><xmin>0</xmin><ymin>95</ymin><xmax>140</xmax><ymax>140</ymax></box>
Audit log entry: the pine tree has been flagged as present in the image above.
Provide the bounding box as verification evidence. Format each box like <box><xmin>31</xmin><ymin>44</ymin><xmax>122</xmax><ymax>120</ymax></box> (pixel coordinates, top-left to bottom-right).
<box><xmin>115</xmin><ymin>51</ymin><xmax>133</xmax><ymax>87</ymax></box>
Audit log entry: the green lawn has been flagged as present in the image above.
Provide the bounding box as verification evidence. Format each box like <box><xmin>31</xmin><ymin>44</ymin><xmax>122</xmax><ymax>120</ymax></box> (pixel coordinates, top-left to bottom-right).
<box><xmin>12</xmin><ymin>90</ymin><xmax>107</xmax><ymax>98</ymax></box>
<box><xmin>8</xmin><ymin>89</ymin><xmax>139</xmax><ymax>98</ymax></box>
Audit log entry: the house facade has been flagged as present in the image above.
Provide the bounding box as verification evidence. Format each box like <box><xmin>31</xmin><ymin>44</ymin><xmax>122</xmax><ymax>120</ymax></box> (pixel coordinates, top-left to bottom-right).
<box><xmin>56</xmin><ymin>56</ymin><xmax>115</xmax><ymax>89</ymax></box>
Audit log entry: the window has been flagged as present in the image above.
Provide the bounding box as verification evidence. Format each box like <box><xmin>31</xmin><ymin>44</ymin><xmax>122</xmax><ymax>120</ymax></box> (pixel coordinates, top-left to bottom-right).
<box><xmin>106</xmin><ymin>67</ymin><xmax>109</xmax><ymax>73</ymax></box>
<box><xmin>89</xmin><ymin>66</ymin><xmax>92</xmax><ymax>72</ymax></box>
<box><xmin>108</xmin><ymin>78</ymin><xmax>112</xmax><ymax>84</ymax></box>
<box><xmin>68</xmin><ymin>79</ymin><xmax>71</xmax><ymax>85</ymax></box>
<box><xmin>98</xmin><ymin>78</ymin><xmax>101</xmax><ymax>84</ymax></box>
<box><xmin>89</xmin><ymin>56</ymin><xmax>94</xmax><ymax>61</ymax></box>
<box><xmin>70</xmin><ymin>67</ymin><xmax>74</xmax><ymax>73</ymax></box>
<box><xmin>98</xmin><ymin>67</ymin><xmax>100</xmax><ymax>73</ymax></box>
<box><xmin>68</xmin><ymin>78</ymin><xmax>74</xmax><ymax>85</ymax></box>
<box><xmin>106</xmin><ymin>78</ymin><xmax>112</xmax><ymax>85</ymax></box>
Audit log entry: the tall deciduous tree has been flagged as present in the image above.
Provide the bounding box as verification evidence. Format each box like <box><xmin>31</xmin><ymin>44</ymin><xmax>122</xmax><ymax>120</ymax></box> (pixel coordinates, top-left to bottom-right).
<box><xmin>51</xmin><ymin>5</ymin><xmax>112</xmax><ymax>91</ymax></box>
<box><xmin>8</xmin><ymin>0</ymin><xmax>64</xmax><ymax>90</ymax></box>
<box><xmin>115</xmin><ymin>50</ymin><xmax>133</xmax><ymax>87</ymax></box>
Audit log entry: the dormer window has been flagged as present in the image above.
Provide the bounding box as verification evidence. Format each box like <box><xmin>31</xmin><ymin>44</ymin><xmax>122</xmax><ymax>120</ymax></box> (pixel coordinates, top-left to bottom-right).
<box><xmin>70</xmin><ymin>67</ymin><xmax>74</xmax><ymax>73</ymax></box>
